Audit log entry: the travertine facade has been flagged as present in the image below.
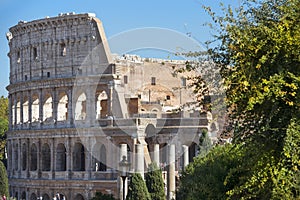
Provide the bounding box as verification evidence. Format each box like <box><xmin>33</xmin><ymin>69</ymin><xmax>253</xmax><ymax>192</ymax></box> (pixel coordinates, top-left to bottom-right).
<box><xmin>6</xmin><ymin>13</ymin><xmax>209</xmax><ymax>200</ymax></box>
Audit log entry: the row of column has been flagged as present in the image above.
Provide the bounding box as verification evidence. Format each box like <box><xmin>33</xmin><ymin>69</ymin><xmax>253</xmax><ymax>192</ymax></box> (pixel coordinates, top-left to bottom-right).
<box><xmin>119</xmin><ymin>143</ymin><xmax>189</xmax><ymax>200</ymax></box>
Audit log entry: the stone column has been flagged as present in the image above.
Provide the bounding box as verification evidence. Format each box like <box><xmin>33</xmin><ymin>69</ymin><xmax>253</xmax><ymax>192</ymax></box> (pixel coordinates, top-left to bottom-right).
<box><xmin>28</xmin><ymin>90</ymin><xmax>32</xmax><ymax>128</ymax></box>
<box><xmin>38</xmin><ymin>89</ymin><xmax>43</xmax><ymax>128</ymax></box>
<box><xmin>18</xmin><ymin>139</ymin><xmax>21</xmax><ymax>177</ymax></box>
<box><xmin>26</xmin><ymin>138</ymin><xmax>30</xmax><ymax>178</ymax></box>
<box><xmin>7</xmin><ymin>140</ymin><xmax>11</xmax><ymax>177</ymax></box>
<box><xmin>153</xmin><ymin>144</ymin><xmax>160</xmax><ymax>166</ymax></box>
<box><xmin>53</xmin><ymin>88</ymin><xmax>58</xmax><ymax>126</ymax></box>
<box><xmin>13</xmin><ymin>93</ymin><xmax>17</xmax><ymax>128</ymax></box>
<box><xmin>182</xmin><ymin>145</ymin><xmax>189</xmax><ymax>170</ymax></box>
<box><xmin>108</xmin><ymin>82</ymin><xmax>113</xmax><ymax>116</ymax></box>
<box><xmin>135</xmin><ymin>144</ymin><xmax>144</xmax><ymax>178</ymax></box>
<box><xmin>167</xmin><ymin>144</ymin><xmax>176</xmax><ymax>200</ymax></box>
<box><xmin>86</xmin><ymin>137</ymin><xmax>92</xmax><ymax>179</ymax></box>
<box><xmin>51</xmin><ymin>138</ymin><xmax>55</xmax><ymax>179</ymax></box>
<box><xmin>67</xmin><ymin>88</ymin><xmax>73</xmax><ymax>126</ymax></box>
<box><xmin>66</xmin><ymin>137</ymin><xmax>72</xmax><ymax>178</ymax></box>
<box><xmin>86</xmin><ymin>88</ymin><xmax>95</xmax><ymax>126</ymax></box>
<box><xmin>20</xmin><ymin>92</ymin><xmax>23</xmax><ymax>126</ymax></box>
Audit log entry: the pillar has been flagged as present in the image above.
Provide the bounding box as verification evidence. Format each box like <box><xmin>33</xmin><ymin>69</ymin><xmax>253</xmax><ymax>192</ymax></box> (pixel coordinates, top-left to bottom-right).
<box><xmin>67</xmin><ymin>88</ymin><xmax>73</xmax><ymax>126</ymax></box>
<box><xmin>53</xmin><ymin>88</ymin><xmax>58</xmax><ymax>126</ymax></box>
<box><xmin>182</xmin><ymin>145</ymin><xmax>189</xmax><ymax>170</ymax></box>
<box><xmin>51</xmin><ymin>138</ymin><xmax>55</xmax><ymax>179</ymax></box>
<box><xmin>135</xmin><ymin>144</ymin><xmax>144</xmax><ymax>178</ymax></box>
<box><xmin>167</xmin><ymin>144</ymin><xmax>175</xmax><ymax>200</ymax></box>
<box><xmin>153</xmin><ymin>144</ymin><xmax>160</xmax><ymax>166</ymax></box>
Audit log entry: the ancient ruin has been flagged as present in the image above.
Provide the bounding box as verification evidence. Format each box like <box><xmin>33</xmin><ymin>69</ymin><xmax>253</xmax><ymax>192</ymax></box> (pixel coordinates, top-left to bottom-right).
<box><xmin>6</xmin><ymin>13</ymin><xmax>213</xmax><ymax>200</ymax></box>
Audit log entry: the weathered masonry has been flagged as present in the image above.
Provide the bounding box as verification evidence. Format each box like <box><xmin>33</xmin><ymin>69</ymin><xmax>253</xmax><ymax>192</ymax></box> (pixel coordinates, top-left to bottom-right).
<box><xmin>6</xmin><ymin>13</ymin><xmax>213</xmax><ymax>200</ymax></box>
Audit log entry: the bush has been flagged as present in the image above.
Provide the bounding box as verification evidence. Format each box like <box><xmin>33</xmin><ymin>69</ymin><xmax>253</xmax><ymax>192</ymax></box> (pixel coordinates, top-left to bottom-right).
<box><xmin>145</xmin><ymin>163</ymin><xmax>166</xmax><ymax>200</ymax></box>
<box><xmin>126</xmin><ymin>173</ymin><xmax>151</xmax><ymax>200</ymax></box>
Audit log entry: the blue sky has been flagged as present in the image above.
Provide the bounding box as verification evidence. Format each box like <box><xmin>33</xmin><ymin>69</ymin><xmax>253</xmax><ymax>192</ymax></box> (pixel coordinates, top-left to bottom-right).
<box><xmin>0</xmin><ymin>0</ymin><xmax>239</xmax><ymax>97</ymax></box>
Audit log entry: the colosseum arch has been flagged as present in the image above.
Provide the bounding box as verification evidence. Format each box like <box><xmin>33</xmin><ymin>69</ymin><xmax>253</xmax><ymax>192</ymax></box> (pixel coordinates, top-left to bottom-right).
<box><xmin>21</xmin><ymin>191</ymin><xmax>26</xmax><ymax>200</ymax></box>
<box><xmin>41</xmin><ymin>143</ymin><xmax>51</xmax><ymax>171</ymax></box>
<box><xmin>13</xmin><ymin>143</ymin><xmax>19</xmax><ymax>170</ymax></box>
<box><xmin>22</xmin><ymin>143</ymin><xmax>27</xmax><ymax>170</ymax></box>
<box><xmin>74</xmin><ymin>194</ymin><xmax>85</xmax><ymax>200</ymax></box>
<box><xmin>57</xmin><ymin>92</ymin><xmax>68</xmax><ymax>121</ymax></box>
<box><xmin>42</xmin><ymin>193</ymin><xmax>50</xmax><ymax>200</ymax></box>
<box><xmin>75</xmin><ymin>93</ymin><xmax>87</xmax><ymax>120</ymax></box>
<box><xmin>30</xmin><ymin>143</ymin><xmax>38</xmax><ymax>171</ymax></box>
<box><xmin>95</xmin><ymin>90</ymin><xmax>108</xmax><ymax>119</ymax></box>
<box><xmin>30</xmin><ymin>193</ymin><xmax>37</xmax><ymax>200</ymax></box>
<box><xmin>16</xmin><ymin>96</ymin><xmax>21</xmax><ymax>124</ymax></box>
<box><xmin>56</xmin><ymin>143</ymin><xmax>66</xmax><ymax>171</ymax></box>
<box><xmin>92</xmin><ymin>143</ymin><xmax>107</xmax><ymax>171</ymax></box>
<box><xmin>73</xmin><ymin>142</ymin><xmax>85</xmax><ymax>171</ymax></box>
<box><xmin>43</xmin><ymin>93</ymin><xmax>53</xmax><ymax>122</ymax></box>
<box><xmin>23</xmin><ymin>95</ymin><xmax>29</xmax><ymax>123</ymax></box>
<box><xmin>31</xmin><ymin>93</ymin><xmax>39</xmax><ymax>122</ymax></box>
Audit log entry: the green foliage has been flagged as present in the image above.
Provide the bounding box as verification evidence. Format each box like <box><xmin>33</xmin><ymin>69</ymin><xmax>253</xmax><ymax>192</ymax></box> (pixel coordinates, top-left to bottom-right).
<box><xmin>177</xmin><ymin>144</ymin><xmax>243</xmax><ymax>199</ymax></box>
<box><xmin>198</xmin><ymin>129</ymin><xmax>213</xmax><ymax>157</ymax></box>
<box><xmin>0</xmin><ymin>96</ymin><xmax>8</xmax><ymax>161</ymax></box>
<box><xmin>0</xmin><ymin>161</ymin><xmax>9</xmax><ymax>197</ymax></box>
<box><xmin>178</xmin><ymin>0</ymin><xmax>300</xmax><ymax>199</ymax></box>
<box><xmin>90</xmin><ymin>192</ymin><xmax>115</xmax><ymax>200</ymax></box>
<box><xmin>145</xmin><ymin>163</ymin><xmax>166</xmax><ymax>200</ymax></box>
<box><xmin>126</xmin><ymin>173</ymin><xmax>151</xmax><ymax>200</ymax></box>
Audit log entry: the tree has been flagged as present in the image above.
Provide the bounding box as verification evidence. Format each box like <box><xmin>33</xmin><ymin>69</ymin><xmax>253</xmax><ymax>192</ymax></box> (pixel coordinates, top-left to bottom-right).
<box><xmin>0</xmin><ymin>96</ymin><xmax>8</xmax><ymax>162</ymax></box>
<box><xmin>0</xmin><ymin>160</ymin><xmax>9</xmax><ymax>197</ymax></box>
<box><xmin>145</xmin><ymin>163</ymin><xmax>166</xmax><ymax>200</ymax></box>
<box><xmin>126</xmin><ymin>173</ymin><xmax>151</xmax><ymax>200</ymax></box>
<box><xmin>198</xmin><ymin>129</ymin><xmax>213</xmax><ymax>157</ymax></box>
<box><xmin>177</xmin><ymin>144</ymin><xmax>243</xmax><ymax>200</ymax></box>
<box><xmin>90</xmin><ymin>192</ymin><xmax>115</xmax><ymax>200</ymax></box>
<box><xmin>178</xmin><ymin>0</ymin><xmax>300</xmax><ymax>199</ymax></box>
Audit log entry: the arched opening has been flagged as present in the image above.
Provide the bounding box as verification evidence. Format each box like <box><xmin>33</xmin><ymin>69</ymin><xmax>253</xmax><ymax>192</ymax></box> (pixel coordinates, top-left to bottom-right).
<box><xmin>23</xmin><ymin>96</ymin><xmax>29</xmax><ymax>123</ymax></box>
<box><xmin>30</xmin><ymin>193</ymin><xmax>37</xmax><ymax>200</ymax></box>
<box><xmin>14</xmin><ymin>143</ymin><xmax>18</xmax><ymax>170</ymax></box>
<box><xmin>73</xmin><ymin>143</ymin><xmax>85</xmax><ymax>171</ymax></box>
<box><xmin>55</xmin><ymin>193</ymin><xmax>66</xmax><ymax>200</ymax></box>
<box><xmin>22</xmin><ymin>143</ymin><xmax>27</xmax><ymax>170</ymax></box>
<box><xmin>75</xmin><ymin>93</ymin><xmax>86</xmax><ymax>120</ymax></box>
<box><xmin>42</xmin><ymin>143</ymin><xmax>51</xmax><ymax>171</ymax></box>
<box><xmin>74</xmin><ymin>194</ymin><xmax>85</xmax><ymax>200</ymax></box>
<box><xmin>95</xmin><ymin>90</ymin><xmax>108</xmax><ymax>119</ymax></box>
<box><xmin>31</xmin><ymin>94</ymin><xmax>39</xmax><ymax>122</ymax></box>
<box><xmin>159</xmin><ymin>143</ymin><xmax>168</xmax><ymax>170</ymax></box>
<box><xmin>92</xmin><ymin>144</ymin><xmax>107</xmax><ymax>171</ymax></box>
<box><xmin>56</xmin><ymin>143</ymin><xmax>66</xmax><ymax>171</ymax></box>
<box><xmin>42</xmin><ymin>193</ymin><xmax>50</xmax><ymax>200</ymax></box>
<box><xmin>43</xmin><ymin>94</ymin><xmax>53</xmax><ymax>121</ymax></box>
<box><xmin>57</xmin><ymin>93</ymin><xmax>68</xmax><ymax>121</ymax></box>
<box><xmin>21</xmin><ymin>191</ymin><xmax>26</xmax><ymax>200</ymax></box>
<box><xmin>30</xmin><ymin>144</ymin><xmax>37</xmax><ymax>171</ymax></box>
<box><xmin>188</xmin><ymin>142</ymin><xmax>197</xmax><ymax>163</ymax></box>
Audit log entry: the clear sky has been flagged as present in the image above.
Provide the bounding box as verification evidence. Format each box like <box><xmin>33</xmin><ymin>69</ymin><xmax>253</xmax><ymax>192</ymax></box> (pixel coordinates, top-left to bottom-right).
<box><xmin>0</xmin><ymin>0</ymin><xmax>239</xmax><ymax>97</ymax></box>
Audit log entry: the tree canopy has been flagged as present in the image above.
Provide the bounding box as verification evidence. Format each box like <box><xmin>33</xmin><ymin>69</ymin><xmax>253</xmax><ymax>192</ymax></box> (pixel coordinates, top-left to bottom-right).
<box><xmin>177</xmin><ymin>0</ymin><xmax>300</xmax><ymax>199</ymax></box>
<box><xmin>0</xmin><ymin>96</ymin><xmax>8</xmax><ymax>161</ymax></box>
<box><xmin>126</xmin><ymin>173</ymin><xmax>151</xmax><ymax>200</ymax></box>
<box><xmin>0</xmin><ymin>160</ymin><xmax>9</xmax><ymax>197</ymax></box>
<box><xmin>145</xmin><ymin>163</ymin><xmax>166</xmax><ymax>200</ymax></box>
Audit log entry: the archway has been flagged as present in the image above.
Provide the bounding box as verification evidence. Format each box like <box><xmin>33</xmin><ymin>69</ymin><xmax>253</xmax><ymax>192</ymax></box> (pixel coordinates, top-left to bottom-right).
<box><xmin>42</xmin><ymin>143</ymin><xmax>51</xmax><ymax>171</ymax></box>
<box><xmin>73</xmin><ymin>143</ymin><xmax>85</xmax><ymax>171</ymax></box>
<box><xmin>56</xmin><ymin>143</ymin><xmax>66</xmax><ymax>171</ymax></box>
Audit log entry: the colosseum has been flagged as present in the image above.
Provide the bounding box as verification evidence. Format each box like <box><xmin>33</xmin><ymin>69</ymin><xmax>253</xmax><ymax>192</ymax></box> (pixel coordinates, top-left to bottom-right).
<box><xmin>6</xmin><ymin>13</ymin><xmax>212</xmax><ymax>200</ymax></box>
